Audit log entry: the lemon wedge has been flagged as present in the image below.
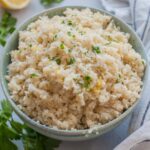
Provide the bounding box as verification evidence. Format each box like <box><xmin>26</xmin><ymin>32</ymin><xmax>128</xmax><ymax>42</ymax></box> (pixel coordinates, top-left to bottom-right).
<box><xmin>0</xmin><ymin>0</ymin><xmax>30</xmax><ymax>10</ymax></box>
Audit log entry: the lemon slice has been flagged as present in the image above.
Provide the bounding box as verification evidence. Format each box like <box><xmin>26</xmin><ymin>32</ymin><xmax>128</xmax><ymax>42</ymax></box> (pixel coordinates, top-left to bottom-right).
<box><xmin>0</xmin><ymin>0</ymin><xmax>30</xmax><ymax>10</ymax></box>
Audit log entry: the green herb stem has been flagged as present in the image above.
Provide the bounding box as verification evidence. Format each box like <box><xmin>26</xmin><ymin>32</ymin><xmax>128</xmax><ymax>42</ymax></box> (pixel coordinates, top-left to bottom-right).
<box><xmin>0</xmin><ymin>100</ymin><xmax>61</xmax><ymax>150</ymax></box>
<box><xmin>0</xmin><ymin>11</ymin><xmax>17</xmax><ymax>47</ymax></box>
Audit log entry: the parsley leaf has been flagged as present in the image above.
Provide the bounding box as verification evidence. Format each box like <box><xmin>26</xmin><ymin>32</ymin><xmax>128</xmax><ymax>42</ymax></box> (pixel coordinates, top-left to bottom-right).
<box><xmin>60</xmin><ymin>42</ymin><xmax>65</xmax><ymax>49</ymax></box>
<box><xmin>0</xmin><ymin>100</ymin><xmax>61</xmax><ymax>150</ymax></box>
<box><xmin>83</xmin><ymin>75</ymin><xmax>92</xmax><ymax>88</ymax></box>
<box><xmin>0</xmin><ymin>11</ymin><xmax>17</xmax><ymax>47</ymax></box>
<box><xmin>0</xmin><ymin>100</ymin><xmax>12</xmax><ymax>122</ymax></box>
<box><xmin>0</xmin><ymin>136</ymin><xmax>18</xmax><ymax>150</ymax></box>
<box><xmin>2</xmin><ymin>125</ymin><xmax>21</xmax><ymax>140</ymax></box>
<box><xmin>67</xmin><ymin>57</ymin><xmax>76</xmax><ymax>65</ymax></box>
<box><xmin>67</xmin><ymin>31</ymin><xmax>72</xmax><ymax>36</ymax></box>
<box><xmin>30</xmin><ymin>73</ymin><xmax>38</xmax><ymax>78</ymax></box>
<box><xmin>41</xmin><ymin>135</ymin><xmax>61</xmax><ymax>150</ymax></box>
<box><xmin>68</xmin><ymin>49</ymin><xmax>72</xmax><ymax>53</ymax></box>
<box><xmin>67</xmin><ymin>31</ymin><xmax>75</xmax><ymax>38</ymax></box>
<box><xmin>92</xmin><ymin>46</ymin><xmax>101</xmax><ymax>54</ymax></box>
<box><xmin>1</xmin><ymin>100</ymin><xmax>12</xmax><ymax>116</ymax></box>
<box><xmin>10</xmin><ymin>120</ymin><xmax>24</xmax><ymax>133</ymax></box>
<box><xmin>142</xmin><ymin>60</ymin><xmax>145</xmax><ymax>65</ymax></box>
<box><xmin>40</xmin><ymin>0</ymin><xmax>63</xmax><ymax>6</ymax></box>
<box><xmin>0</xmin><ymin>37</ymin><xmax>6</xmax><ymax>46</ymax></box>
<box><xmin>67</xmin><ymin>20</ymin><xmax>73</xmax><ymax>26</ymax></box>
<box><xmin>55</xmin><ymin>58</ymin><xmax>61</xmax><ymax>65</ymax></box>
<box><xmin>22</xmin><ymin>125</ymin><xmax>61</xmax><ymax>150</ymax></box>
<box><xmin>51</xmin><ymin>56</ymin><xmax>61</xmax><ymax>65</ymax></box>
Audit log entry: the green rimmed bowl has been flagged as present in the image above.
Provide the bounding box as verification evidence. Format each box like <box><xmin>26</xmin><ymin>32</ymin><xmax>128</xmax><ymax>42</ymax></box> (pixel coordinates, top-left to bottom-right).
<box><xmin>0</xmin><ymin>6</ymin><xmax>149</xmax><ymax>141</ymax></box>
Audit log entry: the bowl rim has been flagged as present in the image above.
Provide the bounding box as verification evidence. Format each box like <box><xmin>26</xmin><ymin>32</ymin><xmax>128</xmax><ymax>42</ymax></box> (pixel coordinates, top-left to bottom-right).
<box><xmin>0</xmin><ymin>5</ymin><xmax>149</xmax><ymax>136</ymax></box>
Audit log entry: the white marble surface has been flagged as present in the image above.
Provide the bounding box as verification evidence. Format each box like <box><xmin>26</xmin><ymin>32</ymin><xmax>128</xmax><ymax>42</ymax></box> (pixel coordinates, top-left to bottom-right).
<box><xmin>0</xmin><ymin>0</ymin><xmax>131</xmax><ymax>149</ymax></box>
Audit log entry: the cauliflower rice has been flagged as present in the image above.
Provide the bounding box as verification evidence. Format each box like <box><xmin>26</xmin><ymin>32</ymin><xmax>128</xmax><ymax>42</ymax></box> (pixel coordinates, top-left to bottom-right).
<box><xmin>7</xmin><ymin>8</ymin><xmax>145</xmax><ymax>130</ymax></box>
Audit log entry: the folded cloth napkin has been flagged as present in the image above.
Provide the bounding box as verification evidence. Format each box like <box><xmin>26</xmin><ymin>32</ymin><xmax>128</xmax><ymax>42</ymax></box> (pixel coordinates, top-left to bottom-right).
<box><xmin>100</xmin><ymin>0</ymin><xmax>150</xmax><ymax>149</ymax></box>
<box><xmin>114</xmin><ymin>121</ymin><xmax>150</xmax><ymax>150</ymax></box>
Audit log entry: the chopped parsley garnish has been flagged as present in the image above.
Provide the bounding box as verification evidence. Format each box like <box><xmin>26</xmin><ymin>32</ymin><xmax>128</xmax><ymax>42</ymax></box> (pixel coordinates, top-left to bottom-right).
<box><xmin>118</xmin><ymin>74</ymin><xmax>121</xmax><ymax>78</ymax></box>
<box><xmin>68</xmin><ymin>49</ymin><xmax>72</xmax><ymax>53</ymax></box>
<box><xmin>83</xmin><ymin>75</ymin><xmax>92</xmax><ymax>88</ymax></box>
<box><xmin>79</xmin><ymin>31</ymin><xmax>85</xmax><ymax>35</ymax></box>
<box><xmin>92</xmin><ymin>46</ymin><xmax>101</xmax><ymax>54</ymax></box>
<box><xmin>67</xmin><ymin>31</ymin><xmax>75</xmax><ymax>38</ymax></box>
<box><xmin>51</xmin><ymin>56</ymin><xmax>56</xmax><ymax>60</ymax></box>
<box><xmin>40</xmin><ymin>0</ymin><xmax>63</xmax><ymax>6</ymax></box>
<box><xmin>142</xmin><ymin>60</ymin><xmax>145</xmax><ymax>65</ymax></box>
<box><xmin>55</xmin><ymin>58</ymin><xmax>61</xmax><ymax>65</ymax></box>
<box><xmin>30</xmin><ymin>73</ymin><xmax>38</xmax><ymax>78</ymax></box>
<box><xmin>60</xmin><ymin>43</ymin><xmax>65</xmax><ymax>49</ymax></box>
<box><xmin>52</xmin><ymin>57</ymin><xmax>61</xmax><ymax>65</ymax></box>
<box><xmin>0</xmin><ymin>11</ymin><xmax>17</xmax><ymax>46</ymax></box>
<box><xmin>29</xmin><ymin>44</ymin><xmax>32</xmax><ymax>47</ymax></box>
<box><xmin>48</xmin><ymin>56</ymin><xmax>51</xmax><ymax>60</ymax></box>
<box><xmin>67</xmin><ymin>57</ymin><xmax>76</xmax><ymax>65</ymax></box>
<box><xmin>53</xmin><ymin>34</ymin><xmax>57</xmax><ymax>41</ymax></box>
<box><xmin>67</xmin><ymin>20</ymin><xmax>73</xmax><ymax>26</ymax></box>
<box><xmin>72</xmin><ymin>34</ymin><xmax>76</xmax><ymax>38</ymax></box>
<box><xmin>67</xmin><ymin>31</ymin><xmax>72</xmax><ymax>36</ymax></box>
<box><xmin>61</xmin><ymin>20</ymin><xmax>65</xmax><ymax>24</ymax></box>
<box><xmin>0</xmin><ymin>38</ymin><xmax>6</xmax><ymax>46</ymax></box>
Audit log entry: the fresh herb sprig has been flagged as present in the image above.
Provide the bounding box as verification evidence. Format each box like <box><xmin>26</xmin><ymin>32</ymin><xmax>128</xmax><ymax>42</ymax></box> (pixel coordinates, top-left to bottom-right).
<box><xmin>40</xmin><ymin>0</ymin><xmax>63</xmax><ymax>6</ymax></box>
<box><xmin>0</xmin><ymin>11</ymin><xmax>17</xmax><ymax>46</ymax></box>
<box><xmin>0</xmin><ymin>100</ymin><xmax>61</xmax><ymax>150</ymax></box>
